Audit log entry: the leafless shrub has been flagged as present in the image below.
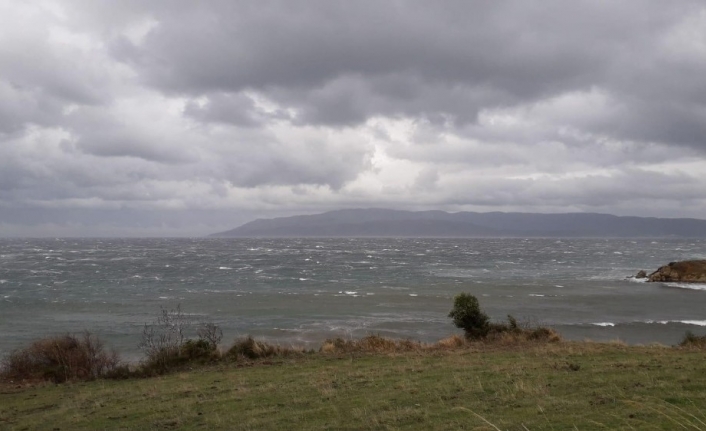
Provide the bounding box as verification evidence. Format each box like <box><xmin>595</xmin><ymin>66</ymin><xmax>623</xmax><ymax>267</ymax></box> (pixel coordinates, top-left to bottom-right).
<box><xmin>138</xmin><ymin>304</ymin><xmax>192</xmax><ymax>370</ymax></box>
<box><xmin>0</xmin><ymin>332</ymin><xmax>121</xmax><ymax>383</ymax></box>
<box><xmin>197</xmin><ymin>322</ymin><xmax>223</xmax><ymax>349</ymax></box>
<box><xmin>138</xmin><ymin>305</ymin><xmax>226</xmax><ymax>374</ymax></box>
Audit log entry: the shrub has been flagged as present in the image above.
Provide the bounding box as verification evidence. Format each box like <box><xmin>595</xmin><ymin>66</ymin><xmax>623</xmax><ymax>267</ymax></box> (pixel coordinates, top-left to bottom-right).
<box><xmin>138</xmin><ymin>305</ymin><xmax>224</xmax><ymax>374</ymax></box>
<box><xmin>680</xmin><ymin>331</ymin><xmax>706</xmax><ymax>348</ymax></box>
<box><xmin>225</xmin><ymin>336</ymin><xmax>298</xmax><ymax>360</ymax></box>
<box><xmin>448</xmin><ymin>295</ymin><xmax>562</xmax><ymax>344</ymax></box>
<box><xmin>197</xmin><ymin>322</ymin><xmax>223</xmax><ymax>349</ymax></box>
<box><xmin>0</xmin><ymin>332</ymin><xmax>120</xmax><ymax>383</ymax></box>
<box><xmin>527</xmin><ymin>327</ymin><xmax>561</xmax><ymax>342</ymax></box>
<box><xmin>448</xmin><ymin>293</ymin><xmax>490</xmax><ymax>339</ymax></box>
<box><xmin>139</xmin><ymin>304</ymin><xmax>191</xmax><ymax>363</ymax></box>
<box><xmin>181</xmin><ymin>339</ymin><xmax>219</xmax><ymax>361</ymax></box>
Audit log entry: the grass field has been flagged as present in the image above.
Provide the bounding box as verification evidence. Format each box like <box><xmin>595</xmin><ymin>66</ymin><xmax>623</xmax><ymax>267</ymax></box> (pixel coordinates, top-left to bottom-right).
<box><xmin>1</xmin><ymin>341</ymin><xmax>705</xmax><ymax>430</ymax></box>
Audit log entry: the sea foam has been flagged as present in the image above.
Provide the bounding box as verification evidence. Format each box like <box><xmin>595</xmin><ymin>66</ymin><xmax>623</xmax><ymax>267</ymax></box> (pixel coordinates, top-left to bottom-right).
<box><xmin>666</xmin><ymin>283</ymin><xmax>706</xmax><ymax>291</ymax></box>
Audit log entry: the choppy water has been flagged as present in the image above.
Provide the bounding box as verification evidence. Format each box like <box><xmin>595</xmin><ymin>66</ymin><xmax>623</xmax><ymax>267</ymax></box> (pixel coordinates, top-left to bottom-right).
<box><xmin>1</xmin><ymin>238</ymin><xmax>705</xmax><ymax>359</ymax></box>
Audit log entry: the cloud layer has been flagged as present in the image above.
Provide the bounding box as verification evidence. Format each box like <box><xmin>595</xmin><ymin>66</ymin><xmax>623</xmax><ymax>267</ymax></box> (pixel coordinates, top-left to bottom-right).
<box><xmin>1</xmin><ymin>1</ymin><xmax>705</xmax><ymax>236</ymax></box>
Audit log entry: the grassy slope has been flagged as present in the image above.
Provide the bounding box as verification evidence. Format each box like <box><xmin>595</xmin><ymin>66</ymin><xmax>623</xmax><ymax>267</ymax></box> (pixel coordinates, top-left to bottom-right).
<box><xmin>1</xmin><ymin>342</ymin><xmax>705</xmax><ymax>431</ymax></box>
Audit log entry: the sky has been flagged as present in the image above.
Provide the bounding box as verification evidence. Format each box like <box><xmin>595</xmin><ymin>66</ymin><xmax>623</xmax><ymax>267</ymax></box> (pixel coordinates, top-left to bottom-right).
<box><xmin>1</xmin><ymin>1</ymin><xmax>706</xmax><ymax>237</ymax></box>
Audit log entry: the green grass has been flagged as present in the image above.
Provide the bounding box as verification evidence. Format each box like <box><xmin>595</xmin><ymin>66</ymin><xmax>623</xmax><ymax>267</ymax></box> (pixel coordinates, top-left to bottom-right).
<box><xmin>1</xmin><ymin>342</ymin><xmax>706</xmax><ymax>430</ymax></box>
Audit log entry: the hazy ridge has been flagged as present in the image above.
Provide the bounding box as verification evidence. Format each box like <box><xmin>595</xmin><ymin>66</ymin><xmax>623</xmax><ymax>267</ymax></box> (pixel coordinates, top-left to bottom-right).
<box><xmin>211</xmin><ymin>208</ymin><xmax>706</xmax><ymax>238</ymax></box>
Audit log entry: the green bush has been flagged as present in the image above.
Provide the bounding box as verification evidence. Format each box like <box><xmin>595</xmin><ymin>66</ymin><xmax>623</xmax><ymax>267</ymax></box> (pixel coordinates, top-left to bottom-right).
<box><xmin>448</xmin><ymin>295</ymin><xmax>561</xmax><ymax>343</ymax></box>
<box><xmin>448</xmin><ymin>293</ymin><xmax>490</xmax><ymax>339</ymax></box>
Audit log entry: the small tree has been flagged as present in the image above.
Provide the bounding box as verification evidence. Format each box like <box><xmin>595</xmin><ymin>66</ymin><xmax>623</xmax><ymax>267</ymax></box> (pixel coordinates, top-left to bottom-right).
<box><xmin>139</xmin><ymin>304</ymin><xmax>192</xmax><ymax>369</ymax></box>
<box><xmin>448</xmin><ymin>293</ymin><xmax>490</xmax><ymax>339</ymax></box>
<box><xmin>197</xmin><ymin>322</ymin><xmax>223</xmax><ymax>349</ymax></box>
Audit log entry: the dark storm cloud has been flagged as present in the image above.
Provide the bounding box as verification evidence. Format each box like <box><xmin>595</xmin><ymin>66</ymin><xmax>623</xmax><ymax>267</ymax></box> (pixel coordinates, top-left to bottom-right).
<box><xmin>106</xmin><ymin>0</ymin><xmax>706</xmax><ymax>150</ymax></box>
<box><xmin>183</xmin><ymin>92</ymin><xmax>291</xmax><ymax>127</ymax></box>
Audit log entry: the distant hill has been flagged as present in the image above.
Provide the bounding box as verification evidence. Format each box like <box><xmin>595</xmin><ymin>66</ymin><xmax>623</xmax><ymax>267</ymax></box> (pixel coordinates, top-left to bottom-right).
<box><xmin>210</xmin><ymin>208</ymin><xmax>706</xmax><ymax>238</ymax></box>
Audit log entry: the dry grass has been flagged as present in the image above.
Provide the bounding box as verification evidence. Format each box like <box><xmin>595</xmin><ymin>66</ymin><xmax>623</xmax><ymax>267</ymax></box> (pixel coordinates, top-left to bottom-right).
<box><xmin>225</xmin><ymin>336</ymin><xmax>305</xmax><ymax>360</ymax></box>
<box><xmin>482</xmin><ymin>326</ymin><xmax>562</xmax><ymax>344</ymax></box>
<box><xmin>319</xmin><ymin>335</ymin><xmax>426</xmax><ymax>354</ymax></box>
<box><xmin>318</xmin><ymin>329</ymin><xmax>560</xmax><ymax>356</ymax></box>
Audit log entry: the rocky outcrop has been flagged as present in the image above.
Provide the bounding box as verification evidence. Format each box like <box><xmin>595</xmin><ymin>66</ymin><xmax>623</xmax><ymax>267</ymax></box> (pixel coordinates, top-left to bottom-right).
<box><xmin>647</xmin><ymin>260</ymin><xmax>706</xmax><ymax>283</ymax></box>
<box><xmin>635</xmin><ymin>270</ymin><xmax>647</xmax><ymax>279</ymax></box>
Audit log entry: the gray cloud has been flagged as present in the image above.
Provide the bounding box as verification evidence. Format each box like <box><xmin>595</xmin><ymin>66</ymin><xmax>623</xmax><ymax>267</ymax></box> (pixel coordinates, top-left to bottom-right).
<box><xmin>1</xmin><ymin>1</ymin><xmax>706</xmax><ymax>236</ymax></box>
<box><xmin>110</xmin><ymin>1</ymin><xmax>706</xmax><ymax>143</ymax></box>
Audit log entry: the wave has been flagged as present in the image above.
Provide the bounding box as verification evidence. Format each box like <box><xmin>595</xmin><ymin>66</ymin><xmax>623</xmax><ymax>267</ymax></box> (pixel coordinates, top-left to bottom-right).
<box><xmin>625</xmin><ymin>276</ymin><xmax>647</xmax><ymax>283</ymax></box>
<box><xmin>646</xmin><ymin>319</ymin><xmax>706</xmax><ymax>327</ymax></box>
<box><xmin>585</xmin><ymin>320</ymin><xmax>706</xmax><ymax>327</ymax></box>
<box><xmin>665</xmin><ymin>283</ymin><xmax>706</xmax><ymax>291</ymax></box>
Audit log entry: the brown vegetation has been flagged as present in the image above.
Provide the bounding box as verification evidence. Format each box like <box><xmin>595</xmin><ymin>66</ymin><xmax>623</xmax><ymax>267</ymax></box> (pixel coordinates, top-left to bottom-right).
<box><xmin>225</xmin><ymin>336</ymin><xmax>304</xmax><ymax>360</ymax></box>
<box><xmin>0</xmin><ymin>332</ymin><xmax>121</xmax><ymax>383</ymax></box>
<box><xmin>680</xmin><ymin>331</ymin><xmax>706</xmax><ymax>349</ymax></box>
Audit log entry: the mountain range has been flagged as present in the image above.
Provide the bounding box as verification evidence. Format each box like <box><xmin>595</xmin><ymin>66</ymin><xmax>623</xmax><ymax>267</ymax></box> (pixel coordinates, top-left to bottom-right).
<box><xmin>210</xmin><ymin>209</ymin><xmax>706</xmax><ymax>238</ymax></box>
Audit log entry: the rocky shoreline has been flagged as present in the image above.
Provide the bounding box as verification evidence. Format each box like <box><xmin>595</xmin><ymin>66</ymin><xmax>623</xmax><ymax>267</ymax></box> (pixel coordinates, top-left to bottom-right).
<box><xmin>636</xmin><ymin>260</ymin><xmax>706</xmax><ymax>283</ymax></box>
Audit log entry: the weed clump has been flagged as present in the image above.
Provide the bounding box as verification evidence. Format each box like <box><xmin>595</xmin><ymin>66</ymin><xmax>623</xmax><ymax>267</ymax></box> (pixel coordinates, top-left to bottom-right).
<box><xmin>0</xmin><ymin>332</ymin><xmax>120</xmax><ymax>383</ymax></box>
<box><xmin>320</xmin><ymin>335</ymin><xmax>425</xmax><ymax>354</ymax></box>
<box><xmin>226</xmin><ymin>336</ymin><xmax>300</xmax><ymax>360</ymax></box>
<box><xmin>679</xmin><ymin>331</ymin><xmax>706</xmax><ymax>348</ymax></box>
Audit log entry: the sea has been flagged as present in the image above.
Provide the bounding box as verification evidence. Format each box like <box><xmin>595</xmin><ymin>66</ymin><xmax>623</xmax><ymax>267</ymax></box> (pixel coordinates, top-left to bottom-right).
<box><xmin>1</xmin><ymin>237</ymin><xmax>705</xmax><ymax>360</ymax></box>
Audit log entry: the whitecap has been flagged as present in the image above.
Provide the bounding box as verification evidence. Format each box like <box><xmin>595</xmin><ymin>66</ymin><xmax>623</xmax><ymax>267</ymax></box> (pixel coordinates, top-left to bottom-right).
<box><xmin>613</xmin><ymin>251</ymin><xmax>623</xmax><ymax>255</ymax></box>
<box><xmin>645</xmin><ymin>319</ymin><xmax>706</xmax><ymax>326</ymax></box>
<box><xmin>409</xmin><ymin>294</ymin><xmax>418</xmax><ymax>297</ymax></box>
<box><xmin>529</xmin><ymin>294</ymin><xmax>545</xmax><ymax>297</ymax></box>
<box><xmin>665</xmin><ymin>283</ymin><xmax>706</xmax><ymax>291</ymax></box>
<box><xmin>299</xmin><ymin>278</ymin><xmax>309</xmax><ymax>281</ymax></box>
<box><xmin>626</xmin><ymin>276</ymin><xmax>647</xmax><ymax>283</ymax></box>
<box><xmin>680</xmin><ymin>320</ymin><xmax>706</xmax><ymax>326</ymax></box>
<box><xmin>219</xmin><ymin>266</ymin><xmax>232</xmax><ymax>270</ymax></box>
<box><xmin>592</xmin><ymin>322</ymin><xmax>615</xmax><ymax>327</ymax></box>
<box><xmin>344</xmin><ymin>291</ymin><xmax>357</xmax><ymax>295</ymax></box>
